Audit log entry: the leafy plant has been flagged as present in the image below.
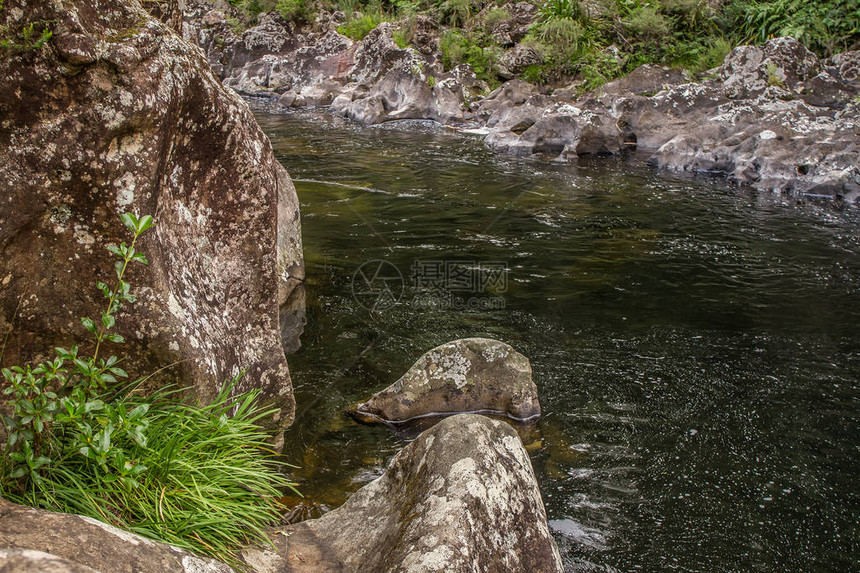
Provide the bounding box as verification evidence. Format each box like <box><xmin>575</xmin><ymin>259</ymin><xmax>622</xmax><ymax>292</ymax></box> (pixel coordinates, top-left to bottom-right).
<box><xmin>483</xmin><ymin>7</ymin><xmax>511</xmax><ymax>29</ymax></box>
<box><xmin>765</xmin><ymin>60</ymin><xmax>786</xmax><ymax>87</ymax></box>
<box><xmin>624</xmin><ymin>4</ymin><xmax>671</xmax><ymax>39</ymax></box>
<box><xmin>0</xmin><ymin>213</ymin><xmax>296</xmax><ymax>568</ymax></box>
<box><xmin>337</xmin><ymin>11</ymin><xmax>388</xmax><ymax>41</ymax></box>
<box><xmin>277</xmin><ymin>0</ymin><xmax>312</xmax><ymax>22</ymax></box>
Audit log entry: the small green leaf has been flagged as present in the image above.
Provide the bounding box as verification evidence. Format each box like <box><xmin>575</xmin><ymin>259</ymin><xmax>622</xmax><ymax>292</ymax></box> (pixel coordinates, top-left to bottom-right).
<box><xmin>121</xmin><ymin>213</ymin><xmax>137</xmax><ymax>233</ymax></box>
<box><xmin>10</xmin><ymin>468</ymin><xmax>25</xmax><ymax>479</ymax></box>
<box><xmin>115</xmin><ymin>260</ymin><xmax>124</xmax><ymax>279</ymax></box>
<box><xmin>131</xmin><ymin>252</ymin><xmax>149</xmax><ymax>265</ymax></box>
<box><xmin>80</xmin><ymin>317</ymin><xmax>97</xmax><ymax>335</ymax></box>
<box><xmin>137</xmin><ymin>215</ymin><xmax>154</xmax><ymax>234</ymax></box>
<box><xmin>84</xmin><ymin>400</ymin><xmax>104</xmax><ymax>413</ymax></box>
<box><xmin>102</xmin><ymin>313</ymin><xmax>116</xmax><ymax>329</ymax></box>
<box><xmin>104</xmin><ymin>334</ymin><xmax>125</xmax><ymax>344</ymax></box>
<box><xmin>106</xmin><ymin>245</ymin><xmax>122</xmax><ymax>257</ymax></box>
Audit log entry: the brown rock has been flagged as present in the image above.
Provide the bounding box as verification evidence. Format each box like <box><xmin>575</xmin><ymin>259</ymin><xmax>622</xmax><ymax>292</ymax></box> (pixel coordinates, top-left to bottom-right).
<box><xmin>0</xmin><ymin>0</ymin><xmax>303</xmax><ymax>428</ymax></box>
<box><xmin>355</xmin><ymin>338</ymin><xmax>541</xmax><ymax>423</ymax></box>
<box><xmin>243</xmin><ymin>414</ymin><xmax>563</xmax><ymax>572</ymax></box>
<box><xmin>0</xmin><ymin>499</ymin><xmax>234</xmax><ymax>573</ymax></box>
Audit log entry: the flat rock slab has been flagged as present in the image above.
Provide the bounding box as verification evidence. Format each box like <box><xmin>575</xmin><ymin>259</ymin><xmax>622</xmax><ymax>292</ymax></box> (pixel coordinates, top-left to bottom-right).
<box><xmin>355</xmin><ymin>338</ymin><xmax>540</xmax><ymax>423</ymax></box>
<box><xmin>0</xmin><ymin>499</ymin><xmax>233</xmax><ymax>573</ymax></box>
<box><xmin>243</xmin><ymin>414</ymin><xmax>563</xmax><ymax>572</ymax></box>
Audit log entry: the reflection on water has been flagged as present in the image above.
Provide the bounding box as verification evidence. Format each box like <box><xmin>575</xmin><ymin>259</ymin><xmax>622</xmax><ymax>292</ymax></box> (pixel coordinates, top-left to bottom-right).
<box><xmin>255</xmin><ymin>104</ymin><xmax>860</xmax><ymax>572</ymax></box>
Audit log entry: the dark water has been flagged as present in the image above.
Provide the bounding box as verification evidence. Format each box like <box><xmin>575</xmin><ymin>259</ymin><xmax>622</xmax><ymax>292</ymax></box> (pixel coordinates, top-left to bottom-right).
<box><xmin>254</xmin><ymin>104</ymin><xmax>860</xmax><ymax>572</ymax></box>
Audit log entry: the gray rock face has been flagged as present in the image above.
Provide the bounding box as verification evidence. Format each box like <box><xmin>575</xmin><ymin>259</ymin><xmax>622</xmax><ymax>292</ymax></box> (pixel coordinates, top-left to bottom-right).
<box><xmin>355</xmin><ymin>338</ymin><xmax>541</xmax><ymax>423</ymax></box>
<box><xmin>186</xmin><ymin>12</ymin><xmax>481</xmax><ymax>126</ymax></box>
<box><xmin>243</xmin><ymin>414</ymin><xmax>563</xmax><ymax>572</ymax></box>
<box><xmin>483</xmin><ymin>38</ymin><xmax>860</xmax><ymax>201</ymax></box>
<box><xmin>0</xmin><ymin>0</ymin><xmax>304</xmax><ymax>428</ymax></box>
<box><xmin>0</xmin><ymin>499</ymin><xmax>234</xmax><ymax>573</ymax></box>
<box><xmin>183</xmin><ymin>7</ymin><xmax>859</xmax><ymax>203</ymax></box>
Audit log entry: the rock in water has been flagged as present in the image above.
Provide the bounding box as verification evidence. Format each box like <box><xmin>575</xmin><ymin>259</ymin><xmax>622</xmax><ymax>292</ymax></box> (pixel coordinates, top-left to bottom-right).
<box><xmin>243</xmin><ymin>414</ymin><xmax>564</xmax><ymax>572</ymax></box>
<box><xmin>356</xmin><ymin>338</ymin><xmax>541</xmax><ymax>423</ymax></box>
<box><xmin>0</xmin><ymin>499</ymin><xmax>234</xmax><ymax>573</ymax></box>
<box><xmin>0</xmin><ymin>0</ymin><xmax>303</xmax><ymax>428</ymax></box>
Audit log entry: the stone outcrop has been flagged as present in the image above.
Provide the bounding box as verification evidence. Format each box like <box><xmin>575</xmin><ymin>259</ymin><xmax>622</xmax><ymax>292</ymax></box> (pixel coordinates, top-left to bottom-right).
<box><xmin>242</xmin><ymin>414</ymin><xmax>563</xmax><ymax>572</ymax></box>
<box><xmin>355</xmin><ymin>338</ymin><xmax>541</xmax><ymax>423</ymax></box>
<box><xmin>482</xmin><ymin>38</ymin><xmax>860</xmax><ymax>201</ymax></box>
<box><xmin>182</xmin><ymin>1</ymin><xmax>860</xmax><ymax>204</ymax></box>
<box><xmin>0</xmin><ymin>499</ymin><xmax>233</xmax><ymax>573</ymax></box>
<box><xmin>184</xmin><ymin>11</ymin><xmax>485</xmax><ymax>126</ymax></box>
<box><xmin>0</xmin><ymin>0</ymin><xmax>304</xmax><ymax>428</ymax></box>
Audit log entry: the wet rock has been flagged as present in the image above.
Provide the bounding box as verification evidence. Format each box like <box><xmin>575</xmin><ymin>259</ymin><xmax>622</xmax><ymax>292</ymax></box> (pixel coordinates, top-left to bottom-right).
<box><xmin>0</xmin><ymin>499</ymin><xmax>234</xmax><ymax>572</ymax></box>
<box><xmin>649</xmin><ymin>97</ymin><xmax>860</xmax><ymax>201</ymax></box>
<box><xmin>0</xmin><ymin>0</ymin><xmax>303</xmax><ymax>428</ymax></box>
<box><xmin>356</xmin><ymin>338</ymin><xmax>540</xmax><ymax>423</ymax></box>
<box><xmin>243</xmin><ymin>414</ymin><xmax>563</xmax><ymax>572</ymax></box>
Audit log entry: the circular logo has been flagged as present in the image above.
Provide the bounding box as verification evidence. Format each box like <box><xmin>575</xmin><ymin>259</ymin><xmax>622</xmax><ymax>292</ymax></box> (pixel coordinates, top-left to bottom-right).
<box><xmin>352</xmin><ymin>260</ymin><xmax>404</xmax><ymax>311</ymax></box>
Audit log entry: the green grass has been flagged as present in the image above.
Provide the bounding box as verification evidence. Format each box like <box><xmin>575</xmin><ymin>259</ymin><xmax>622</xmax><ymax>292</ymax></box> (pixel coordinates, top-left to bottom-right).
<box><xmin>2</xmin><ymin>380</ymin><xmax>295</xmax><ymax>569</ymax></box>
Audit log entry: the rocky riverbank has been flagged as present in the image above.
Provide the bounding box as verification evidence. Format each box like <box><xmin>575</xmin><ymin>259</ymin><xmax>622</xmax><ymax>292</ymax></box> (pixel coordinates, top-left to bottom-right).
<box><xmin>184</xmin><ymin>3</ymin><xmax>860</xmax><ymax>203</ymax></box>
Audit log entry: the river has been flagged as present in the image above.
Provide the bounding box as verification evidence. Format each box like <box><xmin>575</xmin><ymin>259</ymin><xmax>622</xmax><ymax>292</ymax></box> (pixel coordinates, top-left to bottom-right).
<box><xmin>254</xmin><ymin>104</ymin><xmax>859</xmax><ymax>572</ymax></box>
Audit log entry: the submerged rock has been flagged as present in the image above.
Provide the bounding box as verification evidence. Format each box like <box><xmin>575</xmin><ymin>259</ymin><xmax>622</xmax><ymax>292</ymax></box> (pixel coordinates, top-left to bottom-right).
<box><xmin>355</xmin><ymin>338</ymin><xmax>541</xmax><ymax>423</ymax></box>
<box><xmin>243</xmin><ymin>414</ymin><xmax>563</xmax><ymax>572</ymax></box>
<box><xmin>0</xmin><ymin>0</ymin><xmax>304</xmax><ymax>428</ymax></box>
<box><xmin>0</xmin><ymin>499</ymin><xmax>233</xmax><ymax>573</ymax></box>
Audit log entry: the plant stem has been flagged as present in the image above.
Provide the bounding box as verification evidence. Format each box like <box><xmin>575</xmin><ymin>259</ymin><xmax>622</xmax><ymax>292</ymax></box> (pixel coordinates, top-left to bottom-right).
<box><xmin>92</xmin><ymin>233</ymin><xmax>139</xmax><ymax>366</ymax></box>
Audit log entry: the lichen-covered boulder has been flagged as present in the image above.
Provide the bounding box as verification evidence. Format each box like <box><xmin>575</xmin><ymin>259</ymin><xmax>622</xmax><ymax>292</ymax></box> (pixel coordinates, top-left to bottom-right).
<box><xmin>355</xmin><ymin>338</ymin><xmax>540</xmax><ymax>423</ymax></box>
<box><xmin>720</xmin><ymin>36</ymin><xmax>821</xmax><ymax>99</ymax></box>
<box><xmin>0</xmin><ymin>0</ymin><xmax>303</xmax><ymax>427</ymax></box>
<box><xmin>243</xmin><ymin>414</ymin><xmax>564</xmax><ymax>572</ymax></box>
<box><xmin>0</xmin><ymin>499</ymin><xmax>233</xmax><ymax>573</ymax></box>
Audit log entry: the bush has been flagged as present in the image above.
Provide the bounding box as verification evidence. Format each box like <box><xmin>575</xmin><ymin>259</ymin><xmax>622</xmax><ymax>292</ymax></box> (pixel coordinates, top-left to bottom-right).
<box><xmin>483</xmin><ymin>7</ymin><xmax>511</xmax><ymax>29</ymax></box>
<box><xmin>729</xmin><ymin>0</ymin><xmax>860</xmax><ymax>56</ymax></box>
<box><xmin>440</xmin><ymin>29</ymin><xmax>501</xmax><ymax>84</ymax></box>
<box><xmin>624</xmin><ymin>5</ymin><xmax>671</xmax><ymax>39</ymax></box>
<box><xmin>277</xmin><ymin>0</ymin><xmax>313</xmax><ymax>22</ymax></box>
<box><xmin>0</xmin><ymin>213</ymin><xmax>296</xmax><ymax>568</ymax></box>
<box><xmin>337</xmin><ymin>12</ymin><xmax>388</xmax><ymax>40</ymax></box>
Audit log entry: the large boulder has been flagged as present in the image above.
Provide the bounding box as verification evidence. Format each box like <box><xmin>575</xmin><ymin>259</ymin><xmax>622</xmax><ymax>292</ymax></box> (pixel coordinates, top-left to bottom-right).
<box><xmin>355</xmin><ymin>338</ymin><xmax>541</xmax><ymax>423</ymax></box>
<box><xmin>243</xmin><ymin>414</ymin><xmax>564</xmax><ymax>572</ymax></box>
<box><xmin>0</xmin><ymin>0</ymin><xmax>304</xmax><ymax>427</ymax></box>
<box><xmin>0</xmin><ymin>499</ymin><xmax>233</xmax><ymax>573</ymax></box>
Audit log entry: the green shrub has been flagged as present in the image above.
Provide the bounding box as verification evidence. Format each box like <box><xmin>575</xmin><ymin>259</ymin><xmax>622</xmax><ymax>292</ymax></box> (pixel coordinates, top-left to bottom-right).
<box><xmin>538</xmin><ymin>0</ymin><xmax>587</xmax><ymax>23</ymax></box>
<box><xmin>728</xmin><ymin>0</ymin><xmax>859</xmax><ymax>56</ymax></box>
<box><xmin>439</xmin><ymin>0</ymin><xmax>477</xmax><ymax>27</ymax></box>
<box><xmin>277</xmin><ymin>0</ymin><xmax>312</xmax><ymax>22</ymax></box>
<box><xmin>337</xmin><ymin>12</ymin><xmax>388</xmax><ymax>41</ymax></box>
<box><xmin>440</xmin><ymin>29</ymin><xmax>501</xmax><ymax>84</ymax></box>
<box><xmin>0</xmin><ymin>213</ymin><xmax>296</xmax><ymax>568</ymax></box>
<box><xmin>624</xmin><ymin>5</ymin><xmax>671</xmax><ymax>39</ymax></box>
<box><xmin>483</xmin><ymin>7</ymin><xmax>511</xmax><ymax>29</ymax></box>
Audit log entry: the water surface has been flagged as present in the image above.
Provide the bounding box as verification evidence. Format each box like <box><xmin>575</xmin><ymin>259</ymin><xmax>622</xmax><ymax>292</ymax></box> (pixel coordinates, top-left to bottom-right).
<box><xmin>255</xmin><ymin>105</ymin><xmax>860</xmax><ymax>572</ymax></box>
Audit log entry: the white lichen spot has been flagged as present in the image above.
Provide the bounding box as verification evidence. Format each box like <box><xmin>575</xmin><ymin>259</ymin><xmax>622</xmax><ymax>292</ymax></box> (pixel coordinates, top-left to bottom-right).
<box><xmin>759</xmin><ymin>130</ymin><xmax>777</xmax><ymax>140</ymax></box>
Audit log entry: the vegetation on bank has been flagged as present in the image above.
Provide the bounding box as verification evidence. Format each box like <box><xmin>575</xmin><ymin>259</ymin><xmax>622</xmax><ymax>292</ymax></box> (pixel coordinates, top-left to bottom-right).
<box><xmin>226</xmin><ymin>0</ymin><xmax>859</xmax><ymax>91</ymax></box>
<box><xmin>0</xmin><ymin>214</ymin><xmax>296</xmax><ymax>569</ymax></box>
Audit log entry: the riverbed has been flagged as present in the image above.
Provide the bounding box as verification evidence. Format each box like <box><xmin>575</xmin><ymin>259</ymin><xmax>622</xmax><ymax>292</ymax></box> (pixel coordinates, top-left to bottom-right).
<box><xmin>255</xmin><ymin>105</ymin><xmax>859</xmax><ymax>572</ymax></box>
